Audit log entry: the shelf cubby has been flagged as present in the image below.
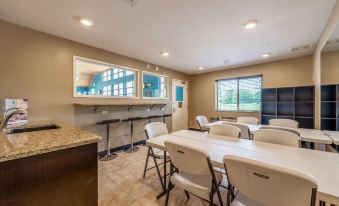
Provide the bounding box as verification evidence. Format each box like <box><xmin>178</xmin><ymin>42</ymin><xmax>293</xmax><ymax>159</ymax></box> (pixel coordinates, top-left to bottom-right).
<box><xmin>320</xmin><ymin>85</ymin><xmax>339</xmax><ymax>131</ymax></box>
<box><xmin>262</xmin><ymin>88</ymin><xmax>277</xmax><ymax>102</ymax></box>
<box><xmin>261</xmin><ymin>86</ymin><xmax>314</xmax><ymax>128</ymax></box>
<box><xmin>295</xmin><ymin>86</ymin><xmax>314</xmax><ymax>102</ymax></box>
<box><xmin>277</xmin><ymin>116</ymin><xmax>294</xmax><ymax>119</ymax></box>
<box><xmin>261</xmin><ymin>115</ymin><xmax>276</xmax><ymax>125</ymax></box>
<box><xmin>277</xmin><ymin>88</ymin><xmax>294</xmax><ymax>102</ymax></box>
<box><xmin>295</xmin><ymin>117</ymin><xmax>314</xmax><ymax>129</ymax></box>
<box><xmin>321</xmin><ymin>85</ymin><xmax>336</xmax><ymax>101</ymax></box>
<box><xmin>321</xmin><ymin>102</ymin><xmax>336</xmax><ymax>118</ymax></box>
<box><xmin>295</xmin><ymin>102</ymin><xmax>314</xmax><ymax>117</ymax></box>
<box><xmin>262</xmin><ymin>102</ymin><xmax>276</xmax><ymax>116</ymax></box>
<box><xmin>321</xmin><ymin>119</ymin><xmax>336</xmax><ymax>131</ymax></box>
<box><xmin>277</xmin><ymin>102</ymin><xmax>294</xmax><ymax>116</ymax></box>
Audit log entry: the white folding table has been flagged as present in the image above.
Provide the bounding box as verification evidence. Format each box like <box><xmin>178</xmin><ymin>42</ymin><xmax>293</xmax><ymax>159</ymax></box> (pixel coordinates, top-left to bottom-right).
<box><xmin>244</xmin><ymin>124</ymin><xmax>332</xmax><ymax>144</ymax></box>
<box><xmin>146</xmin><ymin>130</ymin><xmax>339</xmax><ymax>205</ymax></box>
<box><xmin>324</xmin><ymin>130</ymin><xmax>339</xmax><ymax>152</ymax></box>
<box><xmin>203</xmin><ymin>122</ymin><xmax>333</xmax><ymax>149</ymax></box>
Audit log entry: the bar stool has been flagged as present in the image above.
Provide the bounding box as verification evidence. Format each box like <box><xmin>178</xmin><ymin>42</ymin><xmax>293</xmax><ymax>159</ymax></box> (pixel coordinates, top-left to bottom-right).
<box><xmin>123</xmin><ymin>116</ymin><xmax>142</xmax><ymax>153</ymax></box>
<box><xmin>96</xmin><ymin>118</ymin><xmax>120</xmax><ymax>161</ymax></box>
<box><xmin>162</xmin><ymin>114</ymin><xmax>172</xmax><ymax>123</ymax></box>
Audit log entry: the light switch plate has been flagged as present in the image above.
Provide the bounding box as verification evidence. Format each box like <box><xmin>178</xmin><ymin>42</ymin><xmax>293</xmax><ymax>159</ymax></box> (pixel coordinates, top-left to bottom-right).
<box><xmin>102</xmin><ymin>110</ymin><xmax>108</xmax><ymax>115</ymax></box>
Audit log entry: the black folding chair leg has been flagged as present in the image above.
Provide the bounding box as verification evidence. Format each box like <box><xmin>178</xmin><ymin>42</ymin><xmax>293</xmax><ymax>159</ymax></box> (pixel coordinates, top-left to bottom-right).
<box><xmin>184</xmin><ymin>190</ymin><xmax>190</xmax><ymax>199</ymax></box>
<box><xmin>216</xmin><ymin>187</ymin><xmax>223</xmax><ymax>206</ymax></box>
<box><xmin>150</xmin><ymin>147</ymin><xmax>165</xmax><ymax>190</ymax></box>
<box><xmin>142</xmin><ymin>147</ymin><xmax>151</xmax><ymax>178</ymax></box>
<box><xmin>209</xmin><ymin>186</ymin><xmax>214</xmax><ymax>206</ymax></box>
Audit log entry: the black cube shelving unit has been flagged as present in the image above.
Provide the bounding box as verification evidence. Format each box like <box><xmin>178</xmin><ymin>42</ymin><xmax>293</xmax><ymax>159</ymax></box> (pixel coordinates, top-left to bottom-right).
<box><xmin>261</xmin><ymin>86</ymin><xmax>314</xmax><ymax>129</ymax></box>
<box><xmin>321</xmin><ymin>84</ymin><xmax>339</xmax><ymax>131</ymax></box>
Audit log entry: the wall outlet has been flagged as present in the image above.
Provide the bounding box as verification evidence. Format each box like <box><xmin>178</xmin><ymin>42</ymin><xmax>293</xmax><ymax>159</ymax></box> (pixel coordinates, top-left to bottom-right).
<box><xmin>146</xmin><ymin>107</ymin><xmax>151</xmax><ymax>112</ymax></box>
<box><xmin>102</xmin><ymin>110</ymin><xmax>108</xmax><ymax>115</ymax></box>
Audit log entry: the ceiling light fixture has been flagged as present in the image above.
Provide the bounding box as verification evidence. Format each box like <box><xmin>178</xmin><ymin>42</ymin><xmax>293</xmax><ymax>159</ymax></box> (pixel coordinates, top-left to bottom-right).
<box><xmin>161</xmin><ymin>51</ymin><xmax>169</xmax><ymax>56</ymax></box>
<box><xmin>244</xmin><ymin>20</ymin><xmax>257</xmax><ymax>29</ymax></box>
<box><xmin>223</xmin><ymin>60</ymin><xmax>230</xmax><ymax>65</ymax></box>
<box><xmin>198</xmin><ymin>66</ymin><xmax>204</xmax><ymax>70</ymax></box>
<box><xmin>261</xmin><ymin>53</ymin><xmax>271</xmax><ymax>58</ymax></box>
<box><xmin>80</xmin><ymin>18</ymin><xmax>94</xmax><ymax>27</ymax></box>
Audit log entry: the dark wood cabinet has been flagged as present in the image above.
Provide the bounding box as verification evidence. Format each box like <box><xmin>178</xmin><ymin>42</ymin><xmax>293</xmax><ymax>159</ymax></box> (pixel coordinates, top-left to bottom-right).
<box><xmin>0</xmin><ymin>143</ymin><xmax>98</xmax><ymax>206</ymax></box>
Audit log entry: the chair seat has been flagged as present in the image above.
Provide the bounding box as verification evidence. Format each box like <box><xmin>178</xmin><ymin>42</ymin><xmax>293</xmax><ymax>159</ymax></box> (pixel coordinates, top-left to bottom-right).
<box><xmin>231</xmin><ymin>192</ymin><xmax>265</xmax><ymax>206</ymax></box>
<box><xmin>170</xmin><ymin>171</ymin><xmax>222</xmax><ymax>200</ymax></box>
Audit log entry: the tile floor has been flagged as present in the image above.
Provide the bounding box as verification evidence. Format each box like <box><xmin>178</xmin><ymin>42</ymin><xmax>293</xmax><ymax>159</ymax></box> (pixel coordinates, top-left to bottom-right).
<box><xmin>98</xmin><ymin>146</ymin><xmax>227</xmax><ymax>206</ymax></box>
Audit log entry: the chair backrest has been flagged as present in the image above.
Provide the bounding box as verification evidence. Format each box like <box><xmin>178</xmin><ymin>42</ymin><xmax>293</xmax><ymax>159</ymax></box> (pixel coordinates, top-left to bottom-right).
<box><xmin>209</xmin><ymin>124</ymin><xmax>241</xmax><ymax>138</ymax></box>
<box><xmin>237</xmin><ymin>116</ymin><xmax>259</xmax><ymax>125</ymax></box>
<box><xmin>269</xmin><ymin>119</ymin><xmax>299</xmax><ymax>128</ymax></box>
<box><xmin>224</xmin><ymin>155</ymin><xmax>317</xmax><ymax>206</ymax></box>
<box><xmin>165</xmin><ymin>139</ymin><xmax>211</xmax><ymax>176</ymax></box>
<box><xmin>196</xmin><ymin>115</ymin><xmax>209</xmax><ymax>130</ymax></box>
<box><xmin>145</xmin><ymin>122</ymin><xmax>168</xmax><ymax>139</ymax></box>
<box><xmin>223</xmin><ymin>122</ymin><xmax>250</xmax><ymax>139</ymax></box>
<box><xmin>260</xmin><ymin>125</ymin><xmax>300</xmax><ymax>136</ymax></box>
<box><xmin>253</xmin><ymin>129</ymin><xmax>300</xmax><ymax>147</ymax></box>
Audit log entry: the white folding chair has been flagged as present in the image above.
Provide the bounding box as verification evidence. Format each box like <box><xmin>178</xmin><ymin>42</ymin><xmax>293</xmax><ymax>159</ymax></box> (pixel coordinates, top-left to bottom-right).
<box><xmin>164</xmin><ymin>139</ymin><xmax>223</xmax><ymax>206</ymax></box>
<box><xmin>253</xmin><ymin>129</ymin><xmax>300</xmax><ymax>147</ymax></box>
<box><xmin>209</xmin><ymin>124</ymin><xmax>241</xmax><ymax>138</ymax></box>
<box><xmin>269</xmin><ymin>119</ymin><xmax>299</xmax><ymax>128</ymax></box>
<box><xmin>260</xmin><ymin>125</ymin><xmax>300</xmax><ymax>136</ymax></box>
<box><xmin>223</xmin><ymin>122</ymin><xmax>251</xmax><ymax>139</ymax></box>
<box><xmin>143</xmin><ymin>122</ymin><xmax>169</xmax><ymax>189</ymax></box>
<box><xmin>223</xmin><ymin>155</ymin><xmax>317</xmax><ymax>206</ymax></box>
<box><xmin>237</xmin><ymin>116</ymin><xmax>259</xmax><ymax>125</ymax></box>
<box><xmin>196</xmin><ymin>115</ymin><xmax>209</xmax><ymax>132</ymax></box>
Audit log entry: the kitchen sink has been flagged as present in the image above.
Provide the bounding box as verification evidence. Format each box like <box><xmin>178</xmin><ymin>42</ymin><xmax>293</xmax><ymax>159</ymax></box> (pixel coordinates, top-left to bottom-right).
<box><xmin>8</xmin><ymin>124</ymin><xmax>61</xmax><ymax>134</ymax></box>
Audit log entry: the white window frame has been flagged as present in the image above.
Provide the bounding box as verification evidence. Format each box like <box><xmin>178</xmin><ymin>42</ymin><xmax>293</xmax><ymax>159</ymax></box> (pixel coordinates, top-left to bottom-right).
<box><xmin>103</xmin><ymin>85</ymin><xmax>112</xmax><ymax>96</ymax></box>
<box><xmin>102</xmin><ymin>70</ymin><xmax>111</xmax><ymax>81</ymax></box>
<box><xmin>73</xmin><ymin>56</ymin><xmax>139</xmax><ymax>99</ymax></box>
<box><xmin>215</xmin><ymin>75</ymin><xmax>262</xmax><ymax>112</ymax></box>
<box><xmin>141</xmin><ymin>71</ymin><xmax>169</xmax><ymax>100</ymax></box>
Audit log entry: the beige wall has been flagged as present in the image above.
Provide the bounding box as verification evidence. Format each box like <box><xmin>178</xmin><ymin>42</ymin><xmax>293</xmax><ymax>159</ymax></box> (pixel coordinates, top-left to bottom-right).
<box><xmin>0</xmin><ymin>21</ymin><xmax>189</xmax><ymax>151</ymax></box>
<box><xmin>189</xmin><ymin>55</ymin><xmax>315</xmax><ymax>128</ymax></box>
<box><xmin>1</xmin><ymin>20</ymin><xmax>339</xmax><ymax>149</ymax></box>
<box><xmin>322</xmin><ymin>50</ymin><xmax>339</xmax><ymax>85</ymax></box>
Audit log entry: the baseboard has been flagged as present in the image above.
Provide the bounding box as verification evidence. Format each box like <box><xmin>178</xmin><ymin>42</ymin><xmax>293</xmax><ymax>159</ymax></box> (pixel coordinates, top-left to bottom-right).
<box><xmin>97</xmin><ymin>140</ymin><xmax>146</xmax><ymax>157</ymax></box>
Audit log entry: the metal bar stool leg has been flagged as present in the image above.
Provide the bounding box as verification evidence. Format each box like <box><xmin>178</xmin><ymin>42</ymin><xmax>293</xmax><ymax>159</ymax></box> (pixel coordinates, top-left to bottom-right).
<box><xmin>100</xmin><ymin>124</ymin><xmax>118</xmax><ymax>161</ymax></box>
<box><xmin>125</xmin><ymin>120</ymin><xmax>139</xmax><ymax>153</ymax></box>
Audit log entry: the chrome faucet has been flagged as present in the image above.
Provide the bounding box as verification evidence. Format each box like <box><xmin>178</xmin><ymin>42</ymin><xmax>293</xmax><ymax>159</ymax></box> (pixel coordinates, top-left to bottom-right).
<box><xmin>1</xmin><ymin>109</ymin><xmax>25</xmax><ymax>131</ymax></box>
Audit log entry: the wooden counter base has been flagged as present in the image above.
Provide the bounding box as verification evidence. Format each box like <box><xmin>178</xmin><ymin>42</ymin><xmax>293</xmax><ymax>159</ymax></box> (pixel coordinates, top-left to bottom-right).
<box><xmin>0</xmin><ymin>143</ymin><xmax>98</xmax><ymax>206</ymax></box>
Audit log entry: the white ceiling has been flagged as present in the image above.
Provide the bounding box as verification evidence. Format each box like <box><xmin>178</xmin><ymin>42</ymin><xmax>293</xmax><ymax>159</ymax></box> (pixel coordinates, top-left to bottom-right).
<box><xmin>0</xmin><ymin>0</ymin><xmax>336</xmax><ymax>74</ymax></box>
<box><xmin>323</xmin><ymin>23</ymin><xmax>339</xmax><ymax>52</ymax></box>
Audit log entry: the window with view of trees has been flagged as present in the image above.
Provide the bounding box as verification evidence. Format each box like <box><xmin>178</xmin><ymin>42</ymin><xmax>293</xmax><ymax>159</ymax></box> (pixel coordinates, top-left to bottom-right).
<box><xmin>216</xmin><ymin>76</ymin><xmax>262</xmax><ymax>111</ymax></box>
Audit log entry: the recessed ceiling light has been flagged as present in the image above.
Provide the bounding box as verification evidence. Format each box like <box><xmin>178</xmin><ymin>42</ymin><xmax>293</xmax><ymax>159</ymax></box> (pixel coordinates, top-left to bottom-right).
<box><xmin>80</xmin><ymin>18</ymin><xmax>94</xmax><ymax>27</ymax></box>
<box><xmin>261</xmin><ymin>53</ymin><xmax>271</xmax><ymax>58</ymax></box>
<box><xmin>223</xmin><ymin>60</ymin><xmax>231</xmax><ymax>65</ymax></box>
<box><xmin>198</xmin><ymin>66</ymin><xmax>204</xmax><ymax>70</ymax></box>
<box><xmin>244</xmin><ymin>20</ymin><xmax>257</xmax><ymax>29</ymax></box>
<box><xmin>161</xmin><ymin>51</ymin><xmax>169</xmax><ymax>56</ymax></box>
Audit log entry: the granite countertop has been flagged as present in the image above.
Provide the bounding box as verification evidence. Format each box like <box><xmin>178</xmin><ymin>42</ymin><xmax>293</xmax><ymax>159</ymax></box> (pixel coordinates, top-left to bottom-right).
<box><xmin>0</xmin><ymin>120</ymin><xmax>101</xmax><ymax>162</ymax></box>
